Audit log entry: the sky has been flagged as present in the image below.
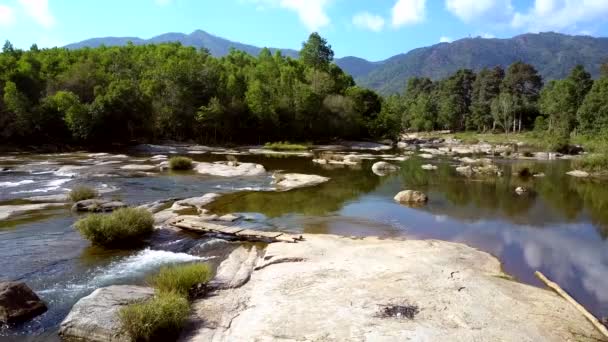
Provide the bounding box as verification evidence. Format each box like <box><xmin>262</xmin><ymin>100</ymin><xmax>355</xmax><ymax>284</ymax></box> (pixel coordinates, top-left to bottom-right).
<box><xmin>1</xmin><ymin>0</ymin><xmax>608</xmax><ymax>61</ymax></box>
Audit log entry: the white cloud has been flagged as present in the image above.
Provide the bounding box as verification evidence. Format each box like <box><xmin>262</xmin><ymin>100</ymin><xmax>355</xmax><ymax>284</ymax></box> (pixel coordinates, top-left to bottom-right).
<box><xmin>352</xmin><ymin>12</ymin><xmax>385</xmax><ymax>32</ymax></box>
<box><xmin>18</xmin><ymin>0</ymin><xmax>55</xmax><ymax>28</ymax></box>
<box><xmin>0</xmin><ymin>5</ymin><xmax>16</xmax><ymax>27</ymax></box>
<box><xmin>445</xmin><ymin>0</ymin><xmax>513</xmax><ymax>22</ymax></box>
<box><xmin>439</xmin><ymin>36</ymin><xmax>452</xmax><ymax>43</ymax></box>
<box><xmin>512</xmin><ymin>0</ymin><xmax>608</xmax><ymax>32</ymax></box>
<box><xmin>155</xmin><ymin>0</ymin><xmax>172</xmax><ymax>5</ymax></box>
<box><xmin>248</xmin><ymin>0</ymin><xmax>331</xmax><ymax>31</ymax></box>
<box><xmin>391</xmin><ymin>0</ymin><xmax>426</xmax><ymax>27</ymax></box>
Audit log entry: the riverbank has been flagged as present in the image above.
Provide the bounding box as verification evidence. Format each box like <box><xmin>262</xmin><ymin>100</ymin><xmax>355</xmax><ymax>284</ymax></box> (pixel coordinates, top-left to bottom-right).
<box><xmin>179</xmin><ymin>234</ymin><xmax>604</xmax><ymax>341</ymax></box>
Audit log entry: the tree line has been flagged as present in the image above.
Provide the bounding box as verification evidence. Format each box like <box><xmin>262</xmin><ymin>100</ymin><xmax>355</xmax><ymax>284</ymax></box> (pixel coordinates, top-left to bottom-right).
<box><xmin>1</xmin><ymin>32</ymin><xmax>608</xmax><ymax>148</ymax></box>
<box><xmin>0</xmin><ymin>33</ymin><xmax>384</xmax><ymax>146</ymax></box>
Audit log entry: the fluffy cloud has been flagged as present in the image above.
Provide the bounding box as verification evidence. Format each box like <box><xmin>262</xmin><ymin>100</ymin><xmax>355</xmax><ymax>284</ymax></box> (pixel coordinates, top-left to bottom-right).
<box><xmin>352</xmin><ymin>12</ymin><xmax>385</xmax><ymax>32</ymax></box>
<box><xmin>512</xmin><ymin>0</ymin><xmax>608</xmax><ymax>32</ymax></box>
<box><xmin>0</xmin><ymin>5</ymin><xmax>16</xmax><ymax>27</ymax></box>
<box><xmin>249</xmin><ymin>0</ymin><xmax>331</xmax><ymax>31</ymax></box>
<box><xmin>18</xmin><ymin>0</ymin><xmax>55</xmax><ymax>28</ymax></box>
<box><xmin>391</xmin><ymin>0</ymin><xmax>426</xmax><ymax>27</ymax></box>
<box><xmin>439</xmin><ymin>36</ymin><xmax>452</xmax><ymax>43</ymax></box>
<box><xmin>445</xmin><ymin>0</ymin><xmax>513</xmax><ymax>22</ymax></box>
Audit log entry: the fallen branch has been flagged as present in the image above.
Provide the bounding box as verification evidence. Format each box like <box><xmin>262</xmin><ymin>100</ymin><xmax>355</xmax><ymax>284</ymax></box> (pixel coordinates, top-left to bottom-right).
<box><xmin>535</xmin><ymin>271</ymin><xmax>608</xmax><ymax>339</ymax></box>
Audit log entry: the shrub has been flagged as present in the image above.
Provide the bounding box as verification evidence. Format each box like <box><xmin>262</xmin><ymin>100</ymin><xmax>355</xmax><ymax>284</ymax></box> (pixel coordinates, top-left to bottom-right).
<box><xmin>69</xmin><ymin>186</ymin><xmax>98</xmax><ymax>202</ymax></box>
<box><xmin>119</xmin><ymin>291</ymin><xmax>189</xmax><ymax>342</ymax></box>
<box><xmin>75</xmin><ymin>208</ymin><xmax>154</xmax><ymax>247</ymax></box>
<box><xmin>264</xmin><ymin>141</ymin><xmax>310</xmax><ymax>151</ymax></box>
<box><xmin>573</xmin><ymin>154</ymin><xmax>608</xmax><ymax>173</ymax></box>
<box><xmin>150</xmin><ymin>263</ymin><xmax>212</xmax><ymax>298</ymax></box>
<box><xmin>169</xmin><ymin>156</ymin><xmax>193</xmax><ymax>170</ymax></box>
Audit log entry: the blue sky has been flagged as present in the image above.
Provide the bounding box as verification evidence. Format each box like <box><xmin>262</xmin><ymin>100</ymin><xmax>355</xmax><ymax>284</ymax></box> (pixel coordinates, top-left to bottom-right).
<box><xmin>1</xmin><ymin>0</ymin><xmax>608</xmax><ymax>61</ymax></box>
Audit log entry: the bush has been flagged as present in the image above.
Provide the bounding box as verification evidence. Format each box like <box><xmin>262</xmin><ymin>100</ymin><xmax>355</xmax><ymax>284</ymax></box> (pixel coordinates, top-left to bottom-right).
<box><xmin>573</xmin><ymin>154</ymin><xmax>608</xmax><ymax>173</ymax></box>
<box><xmin>169</xmin><ymin>156</ymin><xmax>193</xmax><ymax>170</ymax></box>
<box><xmin>69</xmin><ymin>186</ymin><xmax>98</xmax><ymax>202</ymax></box>
<box><xmin>119</xmin><ymin>291</ymin><xmax>189</xmax><ymax>342</ymax></box>
<box><xmin>150</xmin><ymin>263</ymin><xmax>212</xmax><ymax>298</ymax></box>
<box><xmin>75</xmin><ymin>208</ymin><xmax>154</xmax><ymax>247</ymax></box>
<box><xmin>264</xmin><ymin>141</ymin><xmax>310</xmax><ymax>151</ymax></box>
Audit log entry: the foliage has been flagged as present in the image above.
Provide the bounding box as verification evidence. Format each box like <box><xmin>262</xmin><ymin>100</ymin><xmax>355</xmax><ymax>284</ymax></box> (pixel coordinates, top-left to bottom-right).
<box><xmin>119</xmin><ymin>291</ymin><xmax>190</xmax><ymax>342</ymax></box>
<box><xmin>572</xmin><ymin>154</ymin><xmax>608</xmax><ymax>173</ymax></box>
<box><xmin>149</xmin><ymin>263</ymin><xmax>212</xmax><ymax>298</ymax></box>
<box><xmin>169</xmin><ymin>156</ymin><xmax>193</xmax><ymax>170</ymax></box>
<box><xmin>74</xmin><ymin>208</ymin><xmax>154</xmax><ymax>247</ymax></box>
<box><xmin>264</xmin><ymin>142</ymin><xmax>310</xmax><ymax>151</ymax></box>
<box><xmin>577</xmin><ymin>78</ymin><xmax>608</xmax><ymax>133</ymax></box>
<box><xmin>69</xmin><ymin>185</ymin><xmax>98</xmax><ymax>202</ymax></box>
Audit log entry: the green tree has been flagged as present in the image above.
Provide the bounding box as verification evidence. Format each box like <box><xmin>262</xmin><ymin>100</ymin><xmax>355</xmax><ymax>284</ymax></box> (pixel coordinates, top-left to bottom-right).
<box><xmin>567</xmin><ymin>65</ymin><xmax>593</xmax><ymax>109</ymax></box>
<box><xmin>491</xmin><ymin>92</ymin><xmax>519</xmax><ymax>134</ymax></box>
<box><xmin>502</xmin><ymin>62</ymin><xmax>543</xmax><ymax>132</ymax></box>
<box><xmin>577</xmin><ymin>78</ymin><xmax>608</xmax><ymax>133</ymax></box>
<box><xmin>299</xmin><ymin>33</ymin><xmax>334</xmax><ymax>70</ymax></box>
<box><xmin>538</xmin><ymin>79</ymin><xmax>577</xmax><ymax>145</ymax></box>
<box><xmin>410</xmin><ymin>94</ymin><xmax>436</xmax><ymax>131</ymax></box>
<box><xmin>471</xmin><ymin>66</ymin><xmax>504</xmax><ymax>132</ymax></box>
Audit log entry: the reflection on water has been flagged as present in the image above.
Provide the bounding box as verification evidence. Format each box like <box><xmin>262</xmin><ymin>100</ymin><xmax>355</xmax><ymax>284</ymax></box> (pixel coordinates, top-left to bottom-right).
<box><xmin>2</xmin><ymin>151</ymin><xmax>608</xmax><ymax>338</ymax></box>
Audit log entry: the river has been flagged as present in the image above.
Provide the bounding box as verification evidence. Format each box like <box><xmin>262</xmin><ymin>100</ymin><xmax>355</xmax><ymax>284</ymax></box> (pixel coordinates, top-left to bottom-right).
<box><xmin>1</xmin><ymin>147</ymin><xmax>607</xmax><ymax>340</ymax></box>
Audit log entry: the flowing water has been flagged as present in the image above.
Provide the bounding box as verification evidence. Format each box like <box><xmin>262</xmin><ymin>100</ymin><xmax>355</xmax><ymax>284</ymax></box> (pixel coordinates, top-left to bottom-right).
<box><xmin>1</xmin><ymin>149</ymin><xmax>608</xmax><ymax>340</ymax></box>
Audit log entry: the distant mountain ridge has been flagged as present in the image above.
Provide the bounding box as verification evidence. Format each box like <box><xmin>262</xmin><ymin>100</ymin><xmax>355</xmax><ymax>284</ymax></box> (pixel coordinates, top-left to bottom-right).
<box><xmin>66</xmin><ymin>31</ymin><xmax>608</xmax><ymax>94</ymax></box>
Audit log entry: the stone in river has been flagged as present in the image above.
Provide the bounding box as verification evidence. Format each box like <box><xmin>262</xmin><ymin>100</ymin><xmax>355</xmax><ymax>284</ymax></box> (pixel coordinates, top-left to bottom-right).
<box><xmin>194</xmin><ymin>161</ymin><xmax>265</xmax><ymax>177</ymax></box>
<box><xmin>567</xmin><ymin>170</ymin><xmax>590</xmax><ymax>178</ymax></box>
<box><xmin>371</xmin><ymin>161</ymin><xmax>399</xmax><ymax>176</ymax></box>
<box><xmin>272</xmin><ymin>173</ymin><xmax>330</xmax><ymax>191</ymax></box>
<box><xmin>72</xmin><ymin>199</ymin><xmax>127</xmax><ymax>212</ymax></box>
<box><xmin>0</xmin><ymin>281</ymin><xmax>47</xmax><ymax>324</ymax></box>
<box><xmin>0</xmin><ymin>203</ymin><xmax>66</xmax><ymax>220</ymax></box>
<box><xmin>394</xmin><ymin>190</ymin><xmax>428</xmax><ymax>204</ymax></box>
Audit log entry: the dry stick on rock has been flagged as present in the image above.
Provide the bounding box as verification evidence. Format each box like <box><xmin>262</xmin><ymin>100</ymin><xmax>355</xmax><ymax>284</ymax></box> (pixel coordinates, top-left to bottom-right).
<box><xmin>535</xmin><ymin>271</ymin><xmax>608</xmax><ymax>339</ymax></box>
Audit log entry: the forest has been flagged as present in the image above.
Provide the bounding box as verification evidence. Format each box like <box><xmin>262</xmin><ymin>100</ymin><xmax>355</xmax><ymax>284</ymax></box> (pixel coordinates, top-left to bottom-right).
<box><xmin>1</xmin><ymin>32</ymin><xmax>608</xmax><ymax>148</ymax></box>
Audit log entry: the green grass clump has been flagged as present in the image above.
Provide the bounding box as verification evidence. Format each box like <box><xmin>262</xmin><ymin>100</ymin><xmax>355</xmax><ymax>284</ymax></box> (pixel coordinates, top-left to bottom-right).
<box><xmin>119</xmin><ymin>291</ymin><xmax>189</xmax><ymax>342</ymax></box>
<box><xmin>149</xmin><ymin>263</ymin><xmax>212</xmax><ymax>298</ymax></box>
<box><xmin>169</xmin><ymin>156</ymin><xmax>193</xmax><ymax>170</ymax></box>
<box><xmin>75</xmin><ymin>208</ymin><xmax>154</xmax><ymax>247</ymax></box>
<box><xmin>572</xmin><ymin>154</ymin><xmax>608</xmax><ymax>173</ymax></box>
<box><xmin>264</xmin><ymin>141</ymin><xmax>310</xmax><ymax>151</ymax></box>
<box><xmin>69</xmin><ymin>186</ymin><xmax>98</xmax><ymax>202</ymax></box>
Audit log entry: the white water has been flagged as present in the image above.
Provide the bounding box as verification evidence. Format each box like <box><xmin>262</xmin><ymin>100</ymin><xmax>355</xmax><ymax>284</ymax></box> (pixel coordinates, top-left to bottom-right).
<box><xmin>10</xmin><ymin>178</ymin><xmax>72</xmax><ymax>194</ymax></box>
<box><xmin>0</xmin><ymin>179</ymin><xmax>35</xmax><ymax>187</ymax></box>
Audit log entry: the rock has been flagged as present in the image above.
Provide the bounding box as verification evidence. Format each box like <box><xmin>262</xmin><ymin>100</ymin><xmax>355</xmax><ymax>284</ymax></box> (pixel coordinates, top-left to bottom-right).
<box><xmin>153</xmin><ymin>209</ymin><xmax>179</xmax><ymax>226</ymax></box>
<box><xmin>218</xmin><ymin>214</ymin><xmax>241</xmax><ymax>222</ymax></box>
<box><xmin>0</xmin><ymin>203</ymin><xmax>66</xmax><ymax>221</ymax></box>
<box><xmin>533</xmin><ymin>172</ymin><xmax>546</xmax><ymax>178</ymax></box>
<box><xmin>211</xmin><ymin>246</ymin><xmax>260</xmax><ymax>290</ymax></box>
<box><xmin>59</xmin><ymin>285</ymin><xmax>154</xmax><ymax>342</ymax></box>
<box><xmin>394</xmin><ymin>190</ymin><xmax>428</xmax><ymax>204</ymax></box>
<box><xmin>421</xmin><ymin>164</ymin><xmax>438</xmax><ymax>171</ymax></box>
<box><xmin>194</xmin><ymin>161</ymin><xmax>265</xmax><ymax>177</ymax></box>
<box><xmin>419</xmin><ymin>153</ymin><xmax>434</xmax><ymax>159</ymax></box>
<box><xmin>181</xmin><ymin>234</ymin><xmax>602</xmax><ymax>341</ymax></box>
<box><xmin>119</xmin><ymin>164</ymin><xmax>158</xmax><ymax>171</ymax></box>
<box><xmin>371</xmin><ymin>161</ymin><xmax>399</xmax><ymax>176</ymax></box>
<box><xmin>314</xmin><ymin>153</ymin><xmax>361</xmax><ymax>167</ymax></box>
<box><xmin>173</xmin><ymin>194</ymin><xmax>220</xmax><ymax>210</ymax></box>
<box><xmin>137</xmin><ymin>198</ymin><xmax>178</xmax><ymax>213</ymax></box>
<box><xmin>0</xmin><ymin>281</ymin><xmax>47</xmax><ymax>324</ymax></box>
<box><xmin>72</xmin><ymin>199</ymin><xmax>126</xmax><ymax>212</ymax></box>
<box><xmin>456</xmin><ymin>165</ymin><xmax>473</xmax><ymax>176</ymax></box>
<box><xmin>54</xmin><ymin>165</ymin><xmax>87</xmax><ymax>177</ymax></box>
<box><xmin>24</xmin><ymin>194</ymin><xmax>69</xmax><ymax>203</ymax></box>
<box><xmin>248</xmin><ymin>149</ymin><xmax>313</xmax><ymax>157</ymax></box>
<box><xmin>339</xmin><ymin>141</ymin><xmax>392</xmax><ymax>151</ymax></box>
<box><xmin>515</xmin><ymin>187</ymin><xmax>528</xmax><ymax>195</ymax></box>
<box><xmin>273</xmin><ymin>173</ymin><xmax>330</xmax><ymax>191</ymax></box>
<box><xmin>567</xmin><ymin>170</ymin><xmax>590</xmax><ymax>178</ymax></box>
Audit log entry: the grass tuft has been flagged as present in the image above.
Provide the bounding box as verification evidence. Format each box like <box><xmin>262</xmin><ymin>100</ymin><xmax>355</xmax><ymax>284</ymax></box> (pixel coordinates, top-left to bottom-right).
<box><xmin>119</xmin><ymin>291</ymin><xmax>189</xmax><ymax>342</ymax></box>
<box><xmin>149</xmin><ymin>263</ymin><xmax>212</xmax><ymax>298</ymax></box>
<box><xmin>69</xmin><ymin>186</ymin><xmax>98</xmax><ymax>202</ymax></box>
<box><xmin>572</xmin><ymin>154</ymin><xmax>608</xmax><ymax>174</ymax></box>
<box><xmin>264</xmin><ymin>141</ymin><xmax>310</xmax><ymax>151</ymax></box>
<box><xmin>74</xmin><ymin>208</ymin><xmax>154</xmax><ymax>247</ymax></box>
<box><xmin>169</xmin><ymin>156</ymin><xmax>194</xmax><ymax>171</ymax></box>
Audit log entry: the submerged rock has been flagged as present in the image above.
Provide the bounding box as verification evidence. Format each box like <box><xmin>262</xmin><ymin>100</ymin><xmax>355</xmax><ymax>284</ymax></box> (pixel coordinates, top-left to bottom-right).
<box><xmin>72</xmin><ymin>199</ymin><xmax>126</xmax><ymax>212</ymax></box>
<box><xmin>194</xmin><ymin>161</ymin><xmax>265</xmax><ymax>177</ymax></box>
<box><xmin>273</xmin><ymin>173</ymin><xmax>330</xmax><ymax>191</ymax></box>
<box><xmin>394</xmin><ymin>190</ymin><xmax>428</xmax><ymax>204</ymax></box>
<box><xmin>0</xmin><ymin>281</ymin><xmax>47</xmax><ymax>324</ymax></box>
<box><xmin>59</xmin><ymin>285</ymin><xmax>154</xmax><ymax>342</ymax></box>
<box><xmin>181</xmin><ymin>234</ymin><xmax>602</xmax><ymax>341</ymax></box>
<box><xmin>371</xmin><ymin>161</ymin><xmax>399</xmax><ymax>176</ymax></box>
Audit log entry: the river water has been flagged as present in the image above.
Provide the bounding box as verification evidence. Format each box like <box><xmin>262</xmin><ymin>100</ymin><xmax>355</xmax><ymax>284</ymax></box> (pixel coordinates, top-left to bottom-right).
<box><xmin>1</xmin><ymin>148</ymin><xmax>607</xmax><ymax>339</ymax></box>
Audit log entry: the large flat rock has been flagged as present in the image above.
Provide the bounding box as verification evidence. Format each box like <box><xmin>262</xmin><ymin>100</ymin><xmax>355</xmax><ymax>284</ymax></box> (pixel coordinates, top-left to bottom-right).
<box><xmin>194</xmin><ymin>161</ymin><xmax>265</xmax><ymax>177</ymax></box>
<box><xmin>181</xmin><ymin>234</ymin><xmax>603</xmax><ymax>342</ymax></box>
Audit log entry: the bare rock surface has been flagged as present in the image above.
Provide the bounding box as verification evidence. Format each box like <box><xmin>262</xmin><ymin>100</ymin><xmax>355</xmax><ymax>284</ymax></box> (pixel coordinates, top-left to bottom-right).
<box><xmin>394</xmin><ymin>190</ymin><xmax>428</xmax><ymax>204</ymax></box>
<box><xmin>567</xmin><ymin>170</ymin><xmax>590</xmax><ymax>178</ymax></box>
<box><xmin>0</xmin><ymin>203</ymin><xmax>66</xmax><ymax>220</ymax></box>
<box><xmin>272</xmin><ymin>173</ymin><xmax>330</xmax><ymax>191</ymax></box>
<box><xmin>59</xmin><ymin>285</ymin><xmax>154</xmax><ymax>342</ymax></box>
<box><xmin>72</xmin><ymin>199</ymin><xmax>126</xmax><ymax>212</ymax></box>
<box><xmin>181</xmin><ymin>234</ymin><xmax>603</xmax><ymax>342</ymax></box>
<box><xmin>0</xmin><ymin>281</ymin><xmax>47</xmax><ymax>324</ymax></box>
<box><xmin>194</xmin><ymin>161</ymin><xmax>265</xmax><ymax>177</ymax></box>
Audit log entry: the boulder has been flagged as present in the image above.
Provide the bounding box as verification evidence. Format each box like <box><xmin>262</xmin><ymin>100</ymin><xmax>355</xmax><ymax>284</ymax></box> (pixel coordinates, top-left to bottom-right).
<box><xmin>567</xmin><ymin>170</ymin><xmax>590</xmax><ymax>178</ymax></box>
<box><xmin>394</xmin><ymin>190</ymin><xmax>428</xmax><ymax>204</ymax></box>
<box><xmin>59</xmin><ymin>285</ymin><xmax>155</xmax><ymax>342</ymax></box>
<box><xmin>0</xmin><ymin>281</ymin><xmax>47</xmax><ymax>324</ymax></box>
<box><xmin>371</xmin><ymin>161</ymin><xmax>399</xmax><ymax>176</ymax></box>
<box><xmin>273</xmin><ymin>173</ymin><xmax>330</xmax><ymax>191</ymax></box>
<box><xmin>72</xmin><ymin>199</ymin><xmax>127</xmax><ymax>212</ymax></box>
<box><xmin>515</xmin><ymin>187</ymin><xmax>528</xmax><ymax>195</ymax></box>
<box><xmin>421</xmin><ymin>164</ymin><xmax>438</xmax><ymax>171</ymax></box>
<box><xmin>194</xmin><ymin>161</ymin><xmax>265</xmax><ymax>177</ymax></box>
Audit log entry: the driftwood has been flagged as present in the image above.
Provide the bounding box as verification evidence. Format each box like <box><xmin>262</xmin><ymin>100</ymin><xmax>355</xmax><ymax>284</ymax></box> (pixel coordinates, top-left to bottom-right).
<box><xmin>170</xmin><ymin>216</ymin><xmax>303</xmax><ymax>243</ymax></box>
<box><xmin>535</xmin><ymin>271</ymin><xmax>608</xmax><ymax>339</ymax></box>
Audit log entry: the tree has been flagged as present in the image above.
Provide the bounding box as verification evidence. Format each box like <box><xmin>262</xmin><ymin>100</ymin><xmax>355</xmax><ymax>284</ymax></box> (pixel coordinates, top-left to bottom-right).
<box><xmin>435</xmin><ymin>69</ymin><xmax>475</xmax><ymax>131</ymax></box>
<box><xmin>299</xmin><ymin>33</ymin><xmax>334</xmax><ymax>70</ymax></box>
<box><xmin>567</xmin><ymin>65</ymin><xmax>593</xmax><ymax>109</ymax></box>
<box><xmin>44</xmin><ymin>91</ymin><xmax>90</xmax><ymax>140</ymax></box>
<box><xmin>491</xmin><ymin>92</ymin><xmax>519</xmax><ymax>134</ymax></box>
<box><xmin>577</xmin><ymin>78</ymin><xmax>608</xmax><ymax>133</ymax></box>
<box><xmin>538</xmin><ymin>79</ymin><xmax>577</xmax><ymax>141</ymax></box>
<box><xmin>471</xmin><ymin>66</ymin><xmax>504</xmax><ymax>132</ymax></box>
<box><xmin>410</xmin><ymin>94</ymin><xmax>436</xmax><ymax>132</ymax></box>
<box><xmin>502</xmin><ymin>62</ymin><xmax>543</xmax><ymax>132</ymax></box>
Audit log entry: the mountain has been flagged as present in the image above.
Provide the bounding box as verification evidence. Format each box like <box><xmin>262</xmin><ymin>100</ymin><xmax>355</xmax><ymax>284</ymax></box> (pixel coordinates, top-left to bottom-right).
<box><xmin>65</xmin><ymin>29</ymin><xmax>300</xmax><ymax>58</ymax></box>
<box><xmin>356</xmin><ymin>32</ymin><xmax>608</xmax><ymax>94</ymax></box>
<box><xmin>66</xmin><ymin>31</ymin><xmax>608</xmax><ymax>95</ymax></box>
